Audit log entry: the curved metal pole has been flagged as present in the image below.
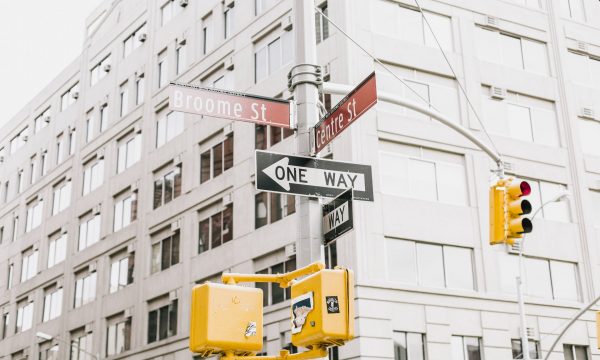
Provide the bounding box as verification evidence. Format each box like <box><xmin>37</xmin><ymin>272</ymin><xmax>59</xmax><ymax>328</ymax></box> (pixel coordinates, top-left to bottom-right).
<box><xmin>321</xmin><ymin>82</ymin><xmax>504</xmax><ymax>167</ymax></box>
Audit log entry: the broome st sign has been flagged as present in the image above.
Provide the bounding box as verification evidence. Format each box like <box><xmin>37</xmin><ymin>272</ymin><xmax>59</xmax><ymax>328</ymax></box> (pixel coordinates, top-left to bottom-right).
<box><xmin>255</xmin><ymin>150</ymin><xmax>374</xmax><ymax>201</ymax></box>
<box><xmin>312</xmin><ymin>72</ymin><xmax>377</xmax><ymax>154</ymax></box>
<box><xmin>168</xmin><ymin>82</ymin><xmax>294</xmax><ymax>128</ymax></box>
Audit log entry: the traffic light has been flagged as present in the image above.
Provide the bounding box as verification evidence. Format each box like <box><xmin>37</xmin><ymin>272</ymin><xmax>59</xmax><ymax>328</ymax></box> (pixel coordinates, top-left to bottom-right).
<box><xmin>189</xmin><ymin>283</ymin><xmax>263</xmax><ymax>356</ymax></box>
<box><xmin>489</xmin><ymin>177</ymin><xmax>533</xmax><ymax>245</ymax></box>
<box><xmin>291</xmin><ymin>268</ymin><xmax>354</xmax><ymax>348</ymax></box>
<box><xmin>505</xmin><ymin>178</ymin><xmax>533</xmax><ymax>241</ymax></box>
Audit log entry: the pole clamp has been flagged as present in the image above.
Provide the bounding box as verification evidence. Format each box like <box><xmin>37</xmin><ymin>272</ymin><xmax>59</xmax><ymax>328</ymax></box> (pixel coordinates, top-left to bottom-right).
<box><xmin>288</xmin><ymin>64</ymin><xmax>322</xmax><ymax>92</ymax></box>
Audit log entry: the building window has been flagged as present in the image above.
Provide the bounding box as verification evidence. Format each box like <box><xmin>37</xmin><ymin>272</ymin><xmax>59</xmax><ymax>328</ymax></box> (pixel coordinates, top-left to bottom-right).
<box><xmin>56</xmin><ymin>133</ymin><xmax>66</xmax><ymax>164</ymax></box>
<box><xmin>372</xmin><ymin>2</ymin><xmax>452</xmax><ymax>51</ymax></box>
<box><xmin>324</xmin><ymin>242</ymin><xmax>337</xmax><ymax>269</ymax></box>
<box><xmin>25</xmin><ymin>198</ymin><xmax>43</xmax><ymax>232</ymax></box>
<box><xmin>198</xmin><ymin>204</ymin><xmax>233</xmax><ymax>253</ymax></box>
<box><xmin>379</xmin><ymin>142</ymin><xmax>468</xmax><ymax>205</ymax></box>
<box><xmin>476</xmin><ymin>27</ymin><xmax>548</xmax><ymax>75</ymax></box>
<box><xmin>21</xmin><ymin>248</ymin><xmax>39</xmax><ymax>283</ymax></box>
<box><xmin>511</xmin><ymin>339</ymin><xmax>540</xmax><ymax>359</ymax></box>
<box><xmin>224</xmin><ymin>4</ymin><xmax>234</xmax><ymax>39</ymax></box>
<box><xmin>176</xmin><ymin>42</ymin><xmax>186</xmax><ymax>75</ymax></box>
<box><xmin>563</xmin><ymin>345</ymin><xmax>589</xmax><ymax>360</ymax></box>
<box><xmin>559</xmin><ymin>0</ymin><xmax>586</xmax><ymax>21</ymax></box>
<box><xmin>120</xmin><ymin>81</ymin><xmax>129</xmax><ymax>117</ymax></box>
<box><xmin>255</xmin><ymin>124</ymin><xmax>293</xmax><ymax>150</ymax></box>
<box><xmin>451</xmin><ymin>336</ymin><xmax>481</xmax><ymax>360</ymax></box>
<box><xmin>255</xmin><ymin>0</ymin><xmax>277</xmax><ymax>15</ymax></box>
<box><xmin>521</xmin><ymin>178</ymin><xmax>570</xmax><ymax>222</ymax></box>
<box><xmin>254</xmin><ymin>31</ymin><xmax>293</xmax><ymax>82</ymax></box>
<box><xmin>11</xmin><ymin>215</ymin><xmax>18</xmax><ymax>242</ymax></box>
<box><xmin>136</xmin><ymin>75</ymin><xmax>145</xmax><ymax>105</ymax></box>
<box><xmin>117</xmin><ymin>132</ymin><xmax>142</xmax><ymax>173</ymax></box>
<box><xmin>200</xmin><ymin>134</ymin><xmax>234</xmax><ymax>183</ymax></box>
<box><xmin>70</xmin><ymin>330</ymin><xmax>93</xmax><ymax>360</ymax></box>
<box><xmin>91</xmin><ymin>54</ymin><xmax>111</xmax><ymax>86</ymax></box>
<box><xmin>579</xmin><ymin>117</ymin><xmax>600</xmax><ymax>157</ymax></box>
<box><xmin>480</xmin><ymin>86</ymin><xmax>559</xmax><ymax>146</ymax></box>
<box><xmin>52</xmin><ymin>179</ymin><xmax>72</xmax><ymax>215</ymax></box>
<box><xmin>153</xmin><ymin>164</ymin><xmax>182</xmax><ymax>209</ymax></box>
<box><xmin>3</xmin><ymin>182</ymin><xmax>9</xmax><ymax>203</ymax></box>
<box><xmin>9</xmin><ymin>126</ymin><xmax>29</xmax><ymax>154</ymax></box>
<box><xmin>61</xmin><ymin>83</ymin><xmax>79</xmax><ymax>111</ymax></box>
<box><xmin>74</xmin><ymin>269</ymin><xmax>97</xmax><ymax>308</ymax></box>
<box><xmin>100</xmin><ymin>103</ymin><xmax>109</xmax><ymax>132</ymax></box>
<box><xmin>315</xmin><ymin>2</ymin><xmax>329</xmax><ymax>44</ymax></box>
<box><xmin>16</xmin><ymin>170</ymin><xmax>24</xmax><ymax>194</ymax></box>
<box><xmin>69</xmin><ymin>128</ymin><xmax>76</xmax><ymax>155</ymax></box>
<box><xmin>113</xmin><ymin>191</ymin><xmax>137</xmax><ymax>232</ymax></box>
<box><xmin>328</xmin><ymin>347</ymin><xmax>339</xmax><ymax>360</ymax></box>
<box><xmin>255</xmin><ymin>192</ymin><xmax>295</xmax><ymax>229</ymax></box>
<box><xmin>82</xmin><ymin>159</ymin><xmax>104</xmax><ymax>195</ymax></box>
<box><xmin>147</xmin><ymin>298</ymin><xmax>178</xmax><ymax>343</ymax></box>
<box><xmin>41</xmin><ymin>151</ymin><xmax>48</xmax><ymax>176</ymax></box>
<box><xmin>156</xmin><ymin>111</ymin><xmax>184</xmax><ymax>147</ymax></box>
<box><xmin>15</xmin><ymin>300</ymin><xmax>33</xmax><ymax>333</ymax></box>
<box><xmin>48</xmin><ymin>233</ymin><xmax>67</xmax><ymax>268</ymax></box>
<box><xmin>590</xmin><ymin>190</ymin><xmax>600</xmax><ymax>228</ymax></box>
<box><xmin>123</xmin><ymin>23</ymin><xmax>147</xmax><ymax>57</ymax></box>
<box><xmin>1</xmin><ymin>311</ymin><xmax>9</xmax><ymax>339</ymax></box>
<box><xmin>566</xmin><ymin>51</ymin><xmax>600</xmax><ymax>88</ymax></box>
<box><xmin>39</xmin><ymin>343</ymin><xmax>59</xmax><ymax>360</ymax></box>
<box><xmin>160</xmin><ymin>0</ymin><xmax>183</xmax><ymax>26</ymax></box>
<box><xmin>255</xmin><ymin>257</ymin><xmax>296</xmax><ymax>306</ymax></box>
<box><xmin>106</xmin><ymin>315</ymin><xmax>131</xmax><ymax>356</ymax></box>
<box><xmin>203</xmin><ymin>14</ymin><xmax>213</xmax><ymax>54</ymax></box>
<box><xmin>30</xmin><ymin>155</ymin><xmax>38</xmax><ymax>184</ymax></box>
<box><xmin>35</xmin><ymin>107</ymin><xmax>51</xmax><ymax>133</ymax></box>
<box><xmin>151</xmin><ymin>231</ymin><xmax>180</xmax><ymax>273</ymax></box>
<box><xmin>386</xmin><ymin>238</ymin><xmax>475</xmax><ymax>290</ymax></box>
<box><xmin>393</xmin><ymin>331</ymin><xmax>426</xmax><ymax>360</ymax></box>
<box><xmin>42</xmin><ymin>286</ymin><xmax>63</xmax><ymax>322</ymax></box>
<box><xmin>158</xmin><ymin>50</ymin><xmax>168</xmax><ymax>88</ymax></box>
<box><xmin>7</xmin><ymin>263</ymin><xmax>13</xmax><ymax>289</ymax></box>
<box><xmin>109</xmin><ymin>251</ymin><xmax>135</xmax><ymax>293</ymax></box>
<box><xmin>79</xmin><ymin>213</ymin><xmax>101</xmax><ymax>251</ymax></box>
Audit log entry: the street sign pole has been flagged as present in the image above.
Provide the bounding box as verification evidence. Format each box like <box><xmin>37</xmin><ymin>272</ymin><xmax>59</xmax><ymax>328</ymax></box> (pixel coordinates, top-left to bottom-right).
<box><xmin>293</xmin><ymin>0</ymin><xmax>323</xmax><ymax>267</ymax></box>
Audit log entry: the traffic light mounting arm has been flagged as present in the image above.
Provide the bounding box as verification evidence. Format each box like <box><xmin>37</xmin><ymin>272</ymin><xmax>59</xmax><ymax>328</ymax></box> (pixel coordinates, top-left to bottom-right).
<box><xmin>221</xmin><ymin>262</ymin><xmax>325</xmax><ymax>288</ymax></box>
<box><xmin>221</xmin><ymin>347</ymin><xmax>328</xmax><ymax>360</ymax></box>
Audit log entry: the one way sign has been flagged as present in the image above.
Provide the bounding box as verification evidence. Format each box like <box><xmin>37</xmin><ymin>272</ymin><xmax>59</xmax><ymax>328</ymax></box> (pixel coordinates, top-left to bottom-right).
<box><xmin>255</xmin><ymin>150</ymin><xmax>373</xmax><ymax>201</ymax></box>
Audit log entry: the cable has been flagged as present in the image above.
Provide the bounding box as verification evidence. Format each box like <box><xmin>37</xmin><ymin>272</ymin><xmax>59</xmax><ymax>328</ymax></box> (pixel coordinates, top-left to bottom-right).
<box><xmin>411</xmin><ymin>0</ymin><xmax>502</xmax><ymax>160</ymax></box>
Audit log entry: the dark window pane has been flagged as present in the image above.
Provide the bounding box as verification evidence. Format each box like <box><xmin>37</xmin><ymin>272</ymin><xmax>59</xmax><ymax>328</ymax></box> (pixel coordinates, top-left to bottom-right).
<box><xmin>255</xmin><ymin>193</ymin><xmax>268</xmax><ymax>228</ymax></box>
<box><xmin>271</xmin><ymin>263</ymin><xmax>285</xmax><ymax>304</ymax></box>
<box><xmin>224</xmin><ymin>135</ymin><xmax>234</xmax><ymax>171</ymax></box>
<box><xmin>222</xmin><ymin>205</ymin><xmax>233</xmax><ymax>243</ymax></box>
<box><xmin>164</xmin><ymin>172</ymin><xmax>174</xmax><ymax>204</ymax></box>
<box><xmin>465</xmin><ymin>337</ymin><xmax>481</xmax><ymax>360</ymax></box>
<box><xmin>563</xmin><ymin>345</ymin><xmax>574</xmax><ymax>360</ymax></box>
<box><xmin>124</xmin><ymin>318</ymin><xmax>132</xmax><ymax>351</ymax></box>
<box><xmin>574</xmin><ymin>346</ymin><xmax>587</xmax><ymax>360</ymax></box>
<box><xmin>199</xmin><ymin>219</ymin><xmax>209</xmax><ymax>253</ymax></box>
<box><xmin>147</xmin><ymin>310</ymin><xmax>157</xmax><ymax>343</ymax></box>
<box><xmin>211</xmin><ymin>212</ymin><xmax>222</xmax><ymax>249</ymax></box>
<box><xmin>158</xmin><ymin>305</ymin><xmax>168</xmax><ymax>340</ymax></box>
<box><xmin>153</xmin><ymin>179</ymin><xmax>163</xmax><ymax>209</ymax></box>
<box><xmin>270</xmin><ymin>193</ymin><xmax>283</xmax><ymax>223</ymax></box>
<box><xmin>174</xmin><ymin>166</ymin><xmax>182</xmax><ymax>198</ymax></box>
<box><xmin>127</xmin><ymin>253</ymin><xmax>135</xmax><ymax>284</ymax></box>
<box><xmin>169</xmin><ymin>300</ymin><xmax>178</xmax><ymax>337</ymax></box>
<box><xmin>511</xmin><ymin>339</ymin><xmax>522</xmax><ymax>359</ymax></box>
<box><xmin>255</xmin><ymin>125</ymin><xmax>267</xmax><ymax>150</ymax></box>
<box><xmin>283</xmin><ymin>127</ymin><xmax>294</xmax><ymax>139</ymax></box>
<box><xmin>270</xmin><ymin>126</ymin><xmax>282</xmax><ymax>146</ymax></box>
<box><xmin>200</xmin><ymin>151</ymin><xmax>211</xmax><ymax>183</ymax></box>
<box><xmin>161</xmin><ymin>237</ymin><xmax>171</xmax><ymax>270</ymax></box>
<box><xmin>171</xmin><ymin>233</ymin><xmax>180</xmax><ymax>266</ymax></box>
<box><xmin>213</xmin><ymin>143</ymin><xmax>223</xmax><ymax>177</ymax></box>
<box><xmin>287</xmin><ymin>195</ymin><xmax>296</xmax><ymax>215</ymax></box>
<box><xmin>256</xmin><ymin>269</ymin><xmax>269</xmax><ymax>306</ymax></box>
<box><xmin>131</xmin><ymin>195</ymin><xmax>138</xmax><ymax>221</ymax></box>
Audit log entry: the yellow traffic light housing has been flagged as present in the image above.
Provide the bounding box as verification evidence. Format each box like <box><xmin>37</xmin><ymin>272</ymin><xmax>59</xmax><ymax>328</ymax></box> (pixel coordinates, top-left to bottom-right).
<box><xmin>291</xmin><ymin>269</ymin><xmax>354</xmax><ymax>348</ymax></box>
<box><xmin>189</xmin><ymin>283</ymin><xmax>263</xmax><ymax>356</ymax></box>
<box><xmin>489</xmin><ymin>177</ymin><xmax>533</xmax><ymax>245</ymax></box>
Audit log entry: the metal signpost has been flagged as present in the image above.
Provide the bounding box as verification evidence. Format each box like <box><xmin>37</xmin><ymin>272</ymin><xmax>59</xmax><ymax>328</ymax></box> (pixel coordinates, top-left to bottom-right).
<box><xmin>322</xmin><ymin>188</ymin><xmax>354</xmax><ymax>244</ymax></box>
<box><xmin>168</xmin><ymin>82</ymin><xmax>295</xmax><ymax>128</ymax></box>
<box><xmin>312</xmin><ymin>72</ymin><xmax>378</xmax><ymax>155</ymax></box>
<box><xmin>255</xmin><ymin>150</ymin><xmax>374</xmax><ymax>201</ymax></box>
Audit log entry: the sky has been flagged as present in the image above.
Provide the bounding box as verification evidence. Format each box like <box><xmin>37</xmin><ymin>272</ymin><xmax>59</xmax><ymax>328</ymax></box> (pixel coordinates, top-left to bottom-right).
<box><xmin>0</xmin><ymin>0</ymin><xmax>104</xmax><ymax>129</ymax></box>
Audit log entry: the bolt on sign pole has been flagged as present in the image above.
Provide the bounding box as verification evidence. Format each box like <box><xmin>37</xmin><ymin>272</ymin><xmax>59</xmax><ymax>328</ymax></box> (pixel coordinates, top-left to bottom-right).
<box><xmin>292</xmin><ymin>0</ymin><xmax>323</xmax><ymax>267</ymax></box>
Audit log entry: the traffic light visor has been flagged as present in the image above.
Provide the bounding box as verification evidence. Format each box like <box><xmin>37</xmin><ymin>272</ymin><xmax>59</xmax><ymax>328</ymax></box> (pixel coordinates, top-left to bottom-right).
<box><xmin>509</xmin><ymin>217</ymin><xmax>533</xmax><ymax>234</ymax></box>
<box><xmin>508</xmin><ymin>199</ymin><xmax>532</xmax><ymax>215</ymax></box>
<box><xmin>508</xmin><ymin>180</ymin><xmax>531</xmax><ymax>198</ymax></box>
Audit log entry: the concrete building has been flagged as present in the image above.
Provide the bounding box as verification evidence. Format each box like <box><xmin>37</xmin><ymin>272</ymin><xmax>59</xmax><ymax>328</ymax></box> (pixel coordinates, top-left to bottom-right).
<box><xmin>1</xmin><ymin>0</ymin><xmax>600</xmax><ymax>359</ymax></box>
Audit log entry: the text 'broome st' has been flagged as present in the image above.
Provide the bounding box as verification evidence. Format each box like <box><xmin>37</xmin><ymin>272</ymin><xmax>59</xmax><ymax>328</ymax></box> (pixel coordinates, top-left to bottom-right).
<box><xmin>312</xmin><ymin>72</ymin><xmax>378</xmax><ymax>154</ymax></box>
<box><xmin>255</xmin><ymin>150</ymin><xmax>374</xmax><ymax>201</ymax></box>
<box><xmin>168</xmin><ymin>83</ymin><xmax>294</xmax><ymax>128</ymax></box>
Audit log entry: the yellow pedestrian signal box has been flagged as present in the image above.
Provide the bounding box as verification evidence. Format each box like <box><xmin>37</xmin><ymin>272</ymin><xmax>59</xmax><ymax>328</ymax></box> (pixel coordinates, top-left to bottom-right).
<box><xmin>189</xmin><ymin>283</ymin><xmax>263</xmax><ymax>356</ymax></box>
<box><xmin>290</xmin><ymin>268</ymin><xmax>354</xmax><ymax>348</ymax></box>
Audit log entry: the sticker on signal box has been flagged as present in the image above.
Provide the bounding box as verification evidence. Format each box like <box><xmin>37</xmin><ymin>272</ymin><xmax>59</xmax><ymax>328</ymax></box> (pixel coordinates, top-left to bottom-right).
<box><xmin>291</xmin><ymin>292</ymin><xmax>314</xmax><ymax>334</ymax></box>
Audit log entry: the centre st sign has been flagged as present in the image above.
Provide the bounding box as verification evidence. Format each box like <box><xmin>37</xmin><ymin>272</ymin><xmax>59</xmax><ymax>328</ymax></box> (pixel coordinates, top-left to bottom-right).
<box><xmin>312</xmin><ymin>72</ymin><xmax>377</xmax><ymax>154</ymax></box>
<box><xmin>168</xmin><ymin>82</ymin><xmax>294</xmax><ymax>128</ymax></box>
<box><xmin>255</xmin><ymin>150</ymin><xmax>374</xmax><ymax>201</ymax></box>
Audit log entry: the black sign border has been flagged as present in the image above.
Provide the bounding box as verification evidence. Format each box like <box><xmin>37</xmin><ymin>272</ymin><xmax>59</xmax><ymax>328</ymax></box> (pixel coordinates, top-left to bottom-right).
<box><xmin>322</xmin><ymin>188</ymin><xmax>354</xmax><ymax>244</ymax></box>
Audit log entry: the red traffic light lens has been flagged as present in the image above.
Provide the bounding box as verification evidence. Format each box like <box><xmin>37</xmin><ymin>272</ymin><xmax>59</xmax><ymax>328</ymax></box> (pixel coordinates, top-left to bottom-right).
<box><xmin>520</xmin><ymin>181</ymin><xmax>531</xmax><ymax>196</ymax></box>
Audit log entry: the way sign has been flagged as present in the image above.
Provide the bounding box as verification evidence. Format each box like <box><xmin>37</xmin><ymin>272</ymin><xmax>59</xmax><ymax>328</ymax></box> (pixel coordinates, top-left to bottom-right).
<box><xmin>312</xmin><ymin>72</ymin><xmax>377</xmax><ymax>154</ymax></box>
<box><xmin>255</xmin><ymin>150</ymin><xmax>373</xmax><ymax>201</ymax></box>
<box><xmin>322</xmin><ymin>188</ymin><xmax>354</xmax><ymax>244</ymax></box>
<box><xmin>168</xmin><ymin>82</ymin><xmax>294</xmax><ymax>128</ymax></box>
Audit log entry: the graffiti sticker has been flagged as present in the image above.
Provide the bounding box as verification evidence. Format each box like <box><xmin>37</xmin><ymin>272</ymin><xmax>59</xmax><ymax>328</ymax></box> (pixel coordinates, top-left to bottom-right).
<box><xmin>291</xmin><ymin>292</ymin><xmax>314</xmax><ymax>334</ymax></box>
